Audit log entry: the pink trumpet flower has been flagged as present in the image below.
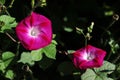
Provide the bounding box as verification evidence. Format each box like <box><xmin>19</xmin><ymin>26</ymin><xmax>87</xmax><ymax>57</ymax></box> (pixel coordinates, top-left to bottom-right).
<box><xmin>72</xmin><ymin>45</ymin><xmax>106</xmax><ymax>69</ymax></box>
<box><xmin>16</xmin><ymin>12</ymin><xmax>52</xmax><ymax>50</ymax></box>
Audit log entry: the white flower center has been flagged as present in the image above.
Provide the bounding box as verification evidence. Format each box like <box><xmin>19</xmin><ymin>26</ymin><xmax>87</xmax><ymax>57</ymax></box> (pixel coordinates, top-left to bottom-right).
<box><xmin>87</xmin><ymin>53</ymin><xmax>95</xmax><ymax>60</ymax></box>
<box><xmin>29</xmin><ymin>27</ymin><xmax>40</xmax><ymax>37</ymax></box>
<box><xmin>83</xmin><ymin>51</ymin><xmax>95</xmax><ymax>61</ymax></box>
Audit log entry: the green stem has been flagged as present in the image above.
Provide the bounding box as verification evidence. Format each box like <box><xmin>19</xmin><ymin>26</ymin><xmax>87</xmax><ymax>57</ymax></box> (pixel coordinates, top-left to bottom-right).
<box><xmin>73</xmin><ymin>72</ymin><xmax>81</xmax><ymax>75</ymax></box>
<box><xmin>101</xmin><ymin>14</ymin><xmax>119</xmax><ymax>38</ymax></box>
<box><xmin>31</xmin><ymin>0</ymin><xmax>35</xmax><ymax>9</ymax></box>
<box><xmin>5</xmin><ymin>10</ymin><xmax>10</xmax><ymax>16</ymax></box>
<box><xmin>31</xmin><ymin>1</ymin><xmax>41</xmax><ymax>11</ymax></box>
<box><xmin>112</xmin><ymin>51</ymin><xmax>120</xmax><ymax>63</ymax></box>
<box><xmin>16</xmin><ymin>42</ymin><xmax>20</xmax><ymax>56</ymax></box>
<box><xmin>8</xmin><ymin>0</ymin><xmax>15</xmax><ymax>8</ymax></box>
<box><xmin>76</xmin><ymin>27</ymin><xmax>87</xmax><ymax>46</ymax></box>
<box><xmin>5</xmin><ymin>32</ymin><xmax>17</xmax><ymax>43</ymax></box>
<box><xmin>85</xmin><ymin>37</ymin><xmax>87</xmax><ymax>47</ymax></box>
<box><xmin>4</xmin><ymin>6</ymin><xmax>11</xmax><ymax>16</ymax></box>
<box><xmin>106</xmin><ymin>50</ymin><xmax>112</xmax><ymax>60</ymax></box>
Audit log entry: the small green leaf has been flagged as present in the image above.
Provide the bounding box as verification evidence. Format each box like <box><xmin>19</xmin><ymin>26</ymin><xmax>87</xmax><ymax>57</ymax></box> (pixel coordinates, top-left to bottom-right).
<box><xmin>64</xmin><ymin>26</ymin><xmax>73</xmax><ymax>32</ymax></box>
<box><xmin>76</xmin><ymin>27</ymin><xmax>84</xmax><ymax>35</ymax></box>
<box><xmin>117</xmin><ymin>63</ymin><xmax>120</xmax><ymax>73</ymax></box>
<box><xmin>0</xmin><ymin>0</ymin><xmax>5</xmax><ymax>4</ymax></box>
<box><xmin>2</xmin><ymin>52</ymin><xmax>15</xmax><ymax>68</ymax></box>
<box><xmin>67</xmin><ymin>50</ymin><xmax>75</xmax><ymax>54</ymax></box>
<box><xmin>104</xmin><ymin>10</ymin><xmax>114</xmax><ymax>16</ymax></box>
<box><xmin>109</xmin><ymin>38</ymin><xmax>119</xmax><ymax>54</ymax></box>
<box><xmin>18</xmin><ymin>52</ymin><xmax>34</xmax><ymax>66</ymax></box>
<box><xmin>0</xmin><ymin>60</ymin><xmax>5</xmax><ymax>73</ymax></box>
<box><xmin>52</xmin><ymin>40</ymin><xmax>57</xmax><ymax>45</ymax></box>
<box><xmin>31</xmin><ymin>49</ymin><xmax>43</xmax><ymax>61</ymax></box>
<box><xmin>106</xmin><ymin>78</ymin><xmax>114</xmax><ymax>80</ymax></box>
<box><xmin>87</xmin><ymin>22</ymin><xmax>94</xmax><ymax>33</ymax></box>
<box><xmin>94</xmin><ymin>61</ymin><xmax>115</xmax><ymax>74</ymax></box>
<box><xmin>52</xmin><ymin>34</ymin><xmax>56</xmax><ymax>39</ymax></box>
<box><xmin>0</xmin><ymin>15</ymin><xmax>17</xmax><ymax>33</ymax></box>
<box><xmin>40</xmin><ymin>0</ymin><xmax>47</xmax><ymax>7</ymax></box>
<box><xmin>43</xmin><ymin>43</ymin><xmax>56</xmax><ymax>59</ymax></box>
<box><xmin>63</xmin><ymin>16</ymin><xmax>68</xmax><ymax>22</ymax></box>
<box><xmin>5</xmin><ymin>70</ymin><xmax>14</xmax><ymax>80</ymax></box>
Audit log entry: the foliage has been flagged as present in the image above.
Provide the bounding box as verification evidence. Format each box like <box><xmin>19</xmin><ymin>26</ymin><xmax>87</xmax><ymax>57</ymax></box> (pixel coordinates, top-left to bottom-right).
<box><xmin>0</xmin><ymin>0</ymin><xmax>120</xmax><ymax>80</ymax></box>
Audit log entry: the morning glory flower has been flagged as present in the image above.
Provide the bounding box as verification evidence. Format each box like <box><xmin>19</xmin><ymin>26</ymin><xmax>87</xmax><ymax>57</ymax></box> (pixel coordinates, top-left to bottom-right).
<box><xmin>72</xmin><ymin>45</ymin><xmax>106</xmax><ymax>69</ymax></box>
<box><xmin>16</xmin><ymin>12</ymin><xmax>52</xmax><ymax>50</ymax></box>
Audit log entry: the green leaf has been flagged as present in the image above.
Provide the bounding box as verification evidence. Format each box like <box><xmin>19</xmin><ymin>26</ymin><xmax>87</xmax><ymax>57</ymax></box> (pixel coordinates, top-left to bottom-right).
<box><xmin>0</xmin><ymin>0</ymin><xmax>5</xmax><ymax>4</ymax></box>
<box><xmin>5</xmin><ymin>70</ymin><xmax>14</xmax><ymax>80</ymax></box>
<box><xmin>0</xmin><ymin>60</ymin><xmax>5</xmax><ymax>73</ymax></box>
<box><xmin>18</xmin><ymin>52</ymin><xmax>34</xmax><ymax>66</ymax></box>
<box><xmin>81</xmin><ymin>69</ymin><xmax>113</xmax><ymax>80</ymax></box>
<box><xmin>81</xmin><ymin>69</ymin><xmax>96</xmax><ymax>80</ymax></box>
<box><xmin>43</xmin><ymin>43</ymin><xmax>56</xmax><ymax>59</ymax></box>
<box><xmin>106</xmin><ymin>78</ymin><xmax>114</xmax><ymax>80</ymax></box>
<box><xmin>83</xmin><ymin>61</ymin><xmax>115</xmax><ymax>80</ymax></box>
<box><xmin>76</xmin><ymin>27</ymin><xmax>84</xmax><ymax>35</ymax></box>
<box><xmin>40</xmin><ymin>0</ymin><xmax>47</xmax><ymax>7</ymax></box>
<box><xmin>94</xmin><ymin>61</ymin><xmax>115</xmax><ymax>74</ymax></box>
<box><xmin>0</xmin><ymin>15</ymin><xmax>17</xmax><ymax>33</ymax></box>
<box><xmin>2</xmin><ymin>52</ymin><xmax>15</xmax><ymax>68</ymax></box>
<box><xmin>116</xmin><ymin>63</ymin><xmax>120</xmax><ymax>73</ymax></box>
<box><xmin>67</xmin><ymin>50</ymin><xmax>75</xmax><ymax>54</ymax></box>
<box><xmin>52</xmin><ymin>34</ymin><xmax>56</xmax><ymax>39</ymax></box>
<box><xmin>64</xmin><ymin>26</ymin><xmax>73</xmax><ymax>32</ymax></box>
<box><xmin>108</xmin><ymin>38</ymin><xmax>119</xmax><ymax>54</ymax></box>
<box><xmin>31</xmin><ymin>49</ymin><xmax>43</xmax><ymax>61</ymax></box>
<box><xmin>104</xmin><ymin>11</ymin><xmax>114</xmax><ymax>16</ymax></box>
<box><xmin>52</xmin><ymin>40</ymin><xmax>57</xmax><ymax>45</ymax></box>
<box><xmin>87</xmin><ymin>22</ymin><xmax>94</xmax><ymax>33</ymax></box>
<box><xmin>63</xmin><ymin>16</ymin><xmax>68</xmax><ymax>22</ymax></box>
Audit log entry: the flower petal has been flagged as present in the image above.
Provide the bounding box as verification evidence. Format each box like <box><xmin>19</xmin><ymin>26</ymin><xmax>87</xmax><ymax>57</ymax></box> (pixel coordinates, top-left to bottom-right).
<box><xmin>16</xmin><ymin>12</ymin><xmax>52</xmax><ymax>50</ymax></box>
<box><xmin>72</xmin><ymin>45</ymin><xmax>106</xmax><ymax>69</ymax></box>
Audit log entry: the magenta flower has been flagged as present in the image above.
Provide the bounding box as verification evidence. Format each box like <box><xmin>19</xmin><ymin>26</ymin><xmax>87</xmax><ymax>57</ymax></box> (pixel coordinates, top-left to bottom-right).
<box><xmin>16</xmin><ymin>12</ymin><xmax>52</xmax><ymax>50</ymax></box>
<box><xmin>72</xmin><ymin>45</ymin><xmax>106</xmax><ymax>69</ymax></box>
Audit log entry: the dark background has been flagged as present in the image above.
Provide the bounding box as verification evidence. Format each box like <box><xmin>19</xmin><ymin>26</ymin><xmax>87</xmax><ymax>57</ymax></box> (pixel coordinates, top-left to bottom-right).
<box><xmin>1</xmin><ymin>0</ymin><xmax>120</xmax><ymax>80</ymax></box>
<box><xmin>6</xmin><ymin>0</ymin><xmax>120</xmax><ymax>49</ymax></box>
